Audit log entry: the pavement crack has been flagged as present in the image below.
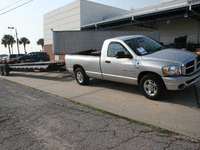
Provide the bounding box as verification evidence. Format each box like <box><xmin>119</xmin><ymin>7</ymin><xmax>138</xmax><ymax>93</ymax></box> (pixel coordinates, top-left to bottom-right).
<box><xmin>0</xmin><ymin>118</ymin><xmax>9</xmax><ymax>124</ymax></box>
<box><xmin>164</xmin><ymin>140</ymin><xmax>177</xmax><ymax>150</ymax></box>
<box><xmin>109</xmin><ymin>134</ymin><xmax>140</xmax><ymax>149</ymax></box>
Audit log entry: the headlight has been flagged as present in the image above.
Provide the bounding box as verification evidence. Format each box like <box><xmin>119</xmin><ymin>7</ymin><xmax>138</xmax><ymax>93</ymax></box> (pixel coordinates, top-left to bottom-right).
<box><xmin>162</xmin><ymin>65</ymin><xmax>182</xmax><ymax>76</ymax></box>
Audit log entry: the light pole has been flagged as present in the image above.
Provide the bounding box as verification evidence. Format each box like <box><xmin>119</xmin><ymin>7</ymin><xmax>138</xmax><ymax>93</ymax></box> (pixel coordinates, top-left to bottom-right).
<box><xmin>8</xmin><ymin>27</ymin><xmax>20</xmax><ymax>54</ymax></box>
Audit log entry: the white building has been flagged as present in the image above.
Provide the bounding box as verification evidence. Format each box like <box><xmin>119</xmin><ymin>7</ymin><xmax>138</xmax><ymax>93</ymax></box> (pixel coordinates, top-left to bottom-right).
<box><xmin>44</xmin><ymin>0</ymin><xmax>200</xmax><ymax>60</ymax></box>
<box><xmin>44</xmin><ymin>0</ymin><xmax>128</xmax><ymax>60</ymax></box>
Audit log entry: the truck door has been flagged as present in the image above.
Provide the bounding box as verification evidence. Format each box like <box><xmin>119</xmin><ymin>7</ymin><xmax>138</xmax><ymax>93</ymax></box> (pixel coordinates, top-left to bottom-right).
<box><xmin>101</xmin><ymin>42</ymin><xmax>137</xmax><ymax>85</ymax></box>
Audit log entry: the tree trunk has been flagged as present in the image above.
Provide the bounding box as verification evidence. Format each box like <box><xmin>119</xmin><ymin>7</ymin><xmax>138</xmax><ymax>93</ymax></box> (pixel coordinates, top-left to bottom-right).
<box><xmin>11</xmin><ymin>45</ymin><xmax>13</xmax><ymax>54</ymax></box>
<box><xmin>24</xmin><ymin>44</ymin><xmax>27</xmax><ymax>54</ymax></box>
<box><xmin>8</xmin><ymin>45</ymin><xmax>11</xmax><ymax>55</ymax></box>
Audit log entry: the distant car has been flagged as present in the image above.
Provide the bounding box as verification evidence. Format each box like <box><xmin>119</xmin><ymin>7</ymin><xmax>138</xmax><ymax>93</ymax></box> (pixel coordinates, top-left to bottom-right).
<box><xmin>0</xmin><ymin>56</ymin><xmax>8</xmax><ymax>64</ymax></box>
<box><xmin>8</xmin><ymin>54</ymin><xmax>25</xmax><ymax>64</ymax></box>
<box><xmin>17</xmin><ymin>52</ymin><xmax>50</xmax><ymax>63</ymax></box>
<box><xmin>0</xmin><ymin>54</ymin><xmax>8</xmax><ymax>64</ymax></box>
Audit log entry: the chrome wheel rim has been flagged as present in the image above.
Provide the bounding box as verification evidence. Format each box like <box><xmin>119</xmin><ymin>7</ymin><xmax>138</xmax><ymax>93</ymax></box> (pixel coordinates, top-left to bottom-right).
<box><xmin>143</xmin><ymin>80</ymin><xmax>158</xmax><ymax>96</ymax></box>
<box><xmin>77</xmin><ymin>71</ymin><xmax>84</xmax><ymax>83</ymax></box>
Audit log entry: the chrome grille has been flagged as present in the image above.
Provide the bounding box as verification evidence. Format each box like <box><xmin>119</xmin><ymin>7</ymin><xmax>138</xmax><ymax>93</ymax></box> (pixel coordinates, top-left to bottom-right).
<box><xmin>184</xmin><ymin>55</ymin><xmax>200</xmax><ymax>75</ymax></box>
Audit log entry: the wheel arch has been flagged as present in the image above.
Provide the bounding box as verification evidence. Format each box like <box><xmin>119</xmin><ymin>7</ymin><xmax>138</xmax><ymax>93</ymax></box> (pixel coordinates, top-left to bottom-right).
<box><xmin>73</xmin><ymin>64</ymin><xmax>84</xmax><ymax>73</ymax></box>
<box><xmin>138</xmin><ymin>71</ymin><xmax>164</xmax><ymax>85</ymax></box>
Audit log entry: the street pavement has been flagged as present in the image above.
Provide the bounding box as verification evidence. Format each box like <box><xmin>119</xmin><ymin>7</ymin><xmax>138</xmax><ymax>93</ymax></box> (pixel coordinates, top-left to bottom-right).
<box><xmin>0</xmin><ymin>78</ymin><xmax>200</xmax><ymax>149</ymax></box>
<box><xmin>0</xmin><ymin>71</ymin><xmax>200</xmax><ymax>140</ymax></box>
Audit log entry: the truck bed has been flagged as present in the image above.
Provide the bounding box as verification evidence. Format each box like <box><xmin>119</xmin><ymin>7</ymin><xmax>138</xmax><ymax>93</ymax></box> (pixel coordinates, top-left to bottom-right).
<box><xmin>65</xmin><ymin>51</ymin><xmax>103</xmax><ymax>79</ymax></box>
<box><xmin>73</xmin><ymin>49</ymin><xmax>101</xmax><ymax>56</ymax></box>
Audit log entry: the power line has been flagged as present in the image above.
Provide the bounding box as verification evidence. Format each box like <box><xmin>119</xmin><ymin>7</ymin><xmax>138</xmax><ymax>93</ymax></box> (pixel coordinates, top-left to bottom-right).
<box><xmin>0</xmin><ymin>0</ymin><xmax>22</xmax><ymax>12</ymax></box>
<box><xmin>0</xmin><ymin>0</ymin><xmax>34</xmax><ymax>16</ymax></box>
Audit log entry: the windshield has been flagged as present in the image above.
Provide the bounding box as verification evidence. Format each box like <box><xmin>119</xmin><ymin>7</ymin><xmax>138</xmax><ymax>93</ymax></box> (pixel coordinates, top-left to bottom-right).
<box><xmin>125</xmin><ymin>36</ymin><xmax>164</xmax><ymax>56</ymax></box>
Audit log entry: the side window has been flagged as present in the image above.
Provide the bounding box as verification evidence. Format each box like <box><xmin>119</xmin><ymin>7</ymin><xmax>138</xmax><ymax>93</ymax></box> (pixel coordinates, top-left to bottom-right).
<box><xmin>107</xmin><ymin>42</ymin><xmax>129</xmax><ymax>57</ymax></box>
<box><xmin>10</xmin><ymin>55</ymin><xmax>16</xmax><ymax>58</ymax></box>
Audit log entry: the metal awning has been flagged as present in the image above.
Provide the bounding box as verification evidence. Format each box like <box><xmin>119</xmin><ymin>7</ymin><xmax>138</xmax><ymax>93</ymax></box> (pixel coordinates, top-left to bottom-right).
<box><xmin>81</xmin><ymin>2</ymin><xmax>200</xmax><ymax>30</ymax></box>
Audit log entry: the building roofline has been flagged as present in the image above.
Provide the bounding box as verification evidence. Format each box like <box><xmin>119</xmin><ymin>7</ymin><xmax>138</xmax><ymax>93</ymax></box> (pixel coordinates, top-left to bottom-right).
<box><xmin>81</xmin><ymin>0</ymin><xmax>200</xmax><ymax>30</ymax></box>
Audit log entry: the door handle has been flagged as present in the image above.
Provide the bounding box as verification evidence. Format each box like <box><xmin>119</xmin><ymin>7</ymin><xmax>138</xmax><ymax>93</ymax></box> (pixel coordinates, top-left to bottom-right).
<box><xmin>105</xmin><ymin>60</ymin><xmax>111</xmax><ymax>63</ymax></box>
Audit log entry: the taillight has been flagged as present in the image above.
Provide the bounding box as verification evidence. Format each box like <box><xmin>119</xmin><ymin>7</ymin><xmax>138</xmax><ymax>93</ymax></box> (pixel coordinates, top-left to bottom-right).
<box><xmin>46</xmin><ymin>55</ymin><xmax>49</xmax><ymax>58</ymax></box>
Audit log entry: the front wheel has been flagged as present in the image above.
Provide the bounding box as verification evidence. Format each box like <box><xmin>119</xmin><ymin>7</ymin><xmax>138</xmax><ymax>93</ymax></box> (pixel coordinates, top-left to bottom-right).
<box><xmin>75</xmin><ymin>68</ymin><xmax>89</xmax><ymax>85</ymax></box>
<box><xmin>140</xmin><ymin>74</ymin><xmax>165</xmax><ymax>100</ymax></box>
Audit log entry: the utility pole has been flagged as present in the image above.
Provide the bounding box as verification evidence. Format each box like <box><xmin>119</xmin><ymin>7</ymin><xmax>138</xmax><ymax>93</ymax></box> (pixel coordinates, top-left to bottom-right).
<box><xmin>8</xmin><ymin>27</ymin><xmax>20</xmax><ymax>54</ymax></box>
<box><xmin>15</xmin><ymin>29</ymin><xmax>20</xmax><ymax>54</ymax></box>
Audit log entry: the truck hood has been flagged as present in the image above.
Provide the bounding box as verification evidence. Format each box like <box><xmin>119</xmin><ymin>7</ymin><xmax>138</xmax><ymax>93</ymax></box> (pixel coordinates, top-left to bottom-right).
<box><xmin>141</xmin><ymin>48</ymin><xmax>198</xmax><ymax>64</ymax></box>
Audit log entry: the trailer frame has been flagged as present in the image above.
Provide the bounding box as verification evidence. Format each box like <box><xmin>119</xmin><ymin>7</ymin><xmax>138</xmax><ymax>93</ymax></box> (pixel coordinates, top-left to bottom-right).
<box><xmin>0</xmin><ymin>61</ymin><xmax>66</xmax><ymax>76</ymax></box>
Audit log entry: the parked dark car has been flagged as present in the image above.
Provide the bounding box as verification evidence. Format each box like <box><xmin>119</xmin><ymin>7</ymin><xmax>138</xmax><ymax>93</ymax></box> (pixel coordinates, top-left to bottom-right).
<box><xmin>8</xmin><ymin>54</ymin><xmax>25</xmax><ymax>64</ymax></box>
<box><xmin>0</xmin><ymin>55</ymin><xmax>8</xmax><ymax>64</ymax></box>
<box><xmin>17</xmin><ymin>52</ymin><xmax>50</xmax><ymax>63</ymax></box>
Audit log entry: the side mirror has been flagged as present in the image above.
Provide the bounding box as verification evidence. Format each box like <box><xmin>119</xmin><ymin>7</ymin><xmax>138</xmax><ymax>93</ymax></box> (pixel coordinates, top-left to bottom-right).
<box><xmin>116</xmin><ymin>51</ymin><xmax>133</xmax><ymax>59</ymax></box>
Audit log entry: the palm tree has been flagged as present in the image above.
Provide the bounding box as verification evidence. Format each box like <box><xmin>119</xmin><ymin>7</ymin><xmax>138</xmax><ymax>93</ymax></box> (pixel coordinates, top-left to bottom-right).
<box><xmin>9</xmin><ymin>36</ymin><xmax>16</xmax><ymax>54</ymax></box>
<box><xmin>19</xmin><ymin>37</ymin><xmax>30</xmax><ymax>54</ymax></box>
<box><xmin>1</xmin><ymin>35</ymin><xmax>13</xmax><ymax>54</ymax></box>
<box><xmin>37</xmin><ymin>38</ymin><xmax>44</xmax><ymax>51</ymax></box>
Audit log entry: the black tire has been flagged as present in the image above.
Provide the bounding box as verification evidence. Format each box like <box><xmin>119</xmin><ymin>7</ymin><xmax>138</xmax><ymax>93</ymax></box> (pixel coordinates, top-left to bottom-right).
<box><xmin>75</xmin><ymin>68</ymin><xmax>89</xmax><ymax>85</ymax></box>
<box><xmin>0</xmin><ymin>66</ymin><xmax>4</xmax><ymax>76</ymax></box>
<box><xmin>140</xmin><ymin>74</ymin><xmax>165</xmax><ymax>100</ymax></box>
<box><xmin>3</xmin><ymin>65</ymin><xmax>9</xmax><ymax>76</ymax></box>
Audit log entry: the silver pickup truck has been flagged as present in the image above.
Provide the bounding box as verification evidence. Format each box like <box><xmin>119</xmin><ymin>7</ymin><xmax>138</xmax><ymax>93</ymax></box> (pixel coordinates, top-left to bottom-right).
<box><xmin>65</xmin><ymin>35</ymin><xmax>200</xmax><ymax>99</ymax></box>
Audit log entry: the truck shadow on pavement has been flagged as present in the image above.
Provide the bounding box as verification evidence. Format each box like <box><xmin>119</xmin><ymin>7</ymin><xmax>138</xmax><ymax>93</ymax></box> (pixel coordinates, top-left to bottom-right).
<box><xmin>88</xmin><ymin>78</ymin><xmax>199</xmax><ymax>109</ymax></box>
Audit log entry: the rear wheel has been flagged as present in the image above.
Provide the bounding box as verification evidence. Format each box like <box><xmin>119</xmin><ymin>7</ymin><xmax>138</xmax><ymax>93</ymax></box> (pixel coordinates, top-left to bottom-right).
<box><xmin>75</xmin><ymin>68</ymin><xmax>89</xmax><ymax>85</ymax></box>
<box><xmin>140</xmin><ymin>74</ymin><xmax>165</xmax><ymax>100</ymax></box>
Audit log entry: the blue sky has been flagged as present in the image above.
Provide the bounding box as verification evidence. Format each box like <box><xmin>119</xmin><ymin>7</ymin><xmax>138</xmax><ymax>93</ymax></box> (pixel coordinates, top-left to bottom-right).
<box><xmin>0</xmin><ymin>0</ymin><xmax>161</xmax><ymax>55</ymax></box>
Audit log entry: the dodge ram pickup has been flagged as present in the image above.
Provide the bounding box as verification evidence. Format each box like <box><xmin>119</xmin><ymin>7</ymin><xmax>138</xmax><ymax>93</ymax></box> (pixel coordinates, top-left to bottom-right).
<box><xmin>65</xmin><ymin>35</ymin><xmax>200</xmax><ymax>99</ymax></box>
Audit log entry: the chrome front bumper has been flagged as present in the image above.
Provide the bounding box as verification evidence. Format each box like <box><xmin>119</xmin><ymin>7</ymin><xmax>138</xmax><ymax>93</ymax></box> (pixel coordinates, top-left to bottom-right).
<box><xmin>162</xmin><ymin>69</ymin><xmax>200</xmax><ymax>90</ymax></box>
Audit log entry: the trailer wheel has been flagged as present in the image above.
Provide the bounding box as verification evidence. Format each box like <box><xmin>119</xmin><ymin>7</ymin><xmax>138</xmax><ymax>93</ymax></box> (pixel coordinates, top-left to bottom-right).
<box><xmin>0</xmin><ymin>66</ymin><xmax>4</xmax><ymax>76</ymax></box>
<box><xmin>140</xmin><ymin>74</ymin><xmax>165</xmax><ymax>100</ymax></box>
<box><xmin>3</xmin><ymin>65</ymin><xmax>9</xmax><ymax>76</ymax></box>
<box><xmin>75</xmin><ymin>68</ymin><xmax>89</xmax><ymax>85</ymax></box>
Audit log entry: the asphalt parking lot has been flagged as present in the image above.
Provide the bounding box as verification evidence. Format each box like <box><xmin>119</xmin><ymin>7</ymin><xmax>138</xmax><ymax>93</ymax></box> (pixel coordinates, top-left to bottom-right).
<box><xmin>1</xmin><ymin>78</ymin><xmax>200</xmax><ymax>149</ymax></box>
<box><xmin>0</xmin><ymin>71</ymin><xmax>200</xmax><ymax>140</ymax></box>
